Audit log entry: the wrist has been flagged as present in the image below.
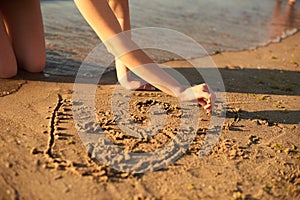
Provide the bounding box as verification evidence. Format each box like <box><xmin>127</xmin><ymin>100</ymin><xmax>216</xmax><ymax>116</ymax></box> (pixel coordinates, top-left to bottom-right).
<box><xmin>176</xmin><ymin>86</ymin><xmax>190</xmax><ymax>101</ymax></box>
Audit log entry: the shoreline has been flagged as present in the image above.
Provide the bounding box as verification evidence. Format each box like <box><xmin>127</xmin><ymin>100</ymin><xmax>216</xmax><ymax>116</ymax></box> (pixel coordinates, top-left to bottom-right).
<box><xmin>43</xmin><ymin>27</ymin><xmax>300</xmax><ymax>78</ymax></box>
<box><xmin>213</xmin><ymin>27</ymin><xmax>299</xmax><ymax>54</ymax></box>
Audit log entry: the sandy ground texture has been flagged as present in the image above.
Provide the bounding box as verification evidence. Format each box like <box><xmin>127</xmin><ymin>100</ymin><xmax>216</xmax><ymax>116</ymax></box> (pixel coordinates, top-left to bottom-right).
<box><xmin>0</xmin><ymin>32</ymin><xmax>300</xmax><ymax>200</ymax></box>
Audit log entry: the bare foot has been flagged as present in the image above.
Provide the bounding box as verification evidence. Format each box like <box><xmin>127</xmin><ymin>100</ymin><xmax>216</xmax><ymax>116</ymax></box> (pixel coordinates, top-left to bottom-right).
<box><xmin>115</xmin><ymin>59</ymin><xmax>157</xmax><ymax>91</ymax></box>
<box><xmin>135</xmin><ymin>83</ymin><xmax>157</xmax><ymax>91</ymax></box>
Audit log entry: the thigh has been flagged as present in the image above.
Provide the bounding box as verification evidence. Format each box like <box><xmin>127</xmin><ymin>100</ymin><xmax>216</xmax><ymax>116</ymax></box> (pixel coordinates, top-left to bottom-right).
<box><xmin>1</xmin><ymin>0</ymin><xmax>45</xmax><ymax>72</ymax></box>
<box><xmin>0</xmin><ymin>13</ymin><xmax>17</xmax><ymax>78</ymax></box>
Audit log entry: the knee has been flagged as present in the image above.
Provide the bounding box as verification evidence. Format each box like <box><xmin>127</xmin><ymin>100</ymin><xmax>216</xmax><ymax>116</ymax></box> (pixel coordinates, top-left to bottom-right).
<box><xmin>0</xmin><ymin>65</ymin><xmax>17</xmax><ymax>78</ymax></box>
<box><xmin>21</xmin><ymin>54</ymin><xmax>46</xmax><ymax>73</ymax></box>
<box><xmin>0</xmin><ymin>58</ymin><xmax>18</xmax><ymax>79</ymax></box>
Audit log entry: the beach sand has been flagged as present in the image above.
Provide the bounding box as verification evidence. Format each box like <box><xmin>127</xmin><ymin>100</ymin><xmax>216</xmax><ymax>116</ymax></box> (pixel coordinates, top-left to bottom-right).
<box><xmin>0</xmin><ymin>32</ymin><xmax>299</xmax><ymax>200</ymax></box>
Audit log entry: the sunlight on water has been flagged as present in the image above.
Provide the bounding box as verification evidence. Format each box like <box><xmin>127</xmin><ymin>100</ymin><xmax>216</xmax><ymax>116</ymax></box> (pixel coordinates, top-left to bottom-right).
<box><xmin>41</xmin><ymin>0</ymin><xmax>300</xmax><ymax>76</ymax></box>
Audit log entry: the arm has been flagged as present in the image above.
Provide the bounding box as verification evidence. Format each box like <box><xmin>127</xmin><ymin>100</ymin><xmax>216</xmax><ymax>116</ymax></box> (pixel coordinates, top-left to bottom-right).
<box><xmin>74</xmin><ymin>0</ymin><xmax>214</xmax><ymax>112</ymax></box>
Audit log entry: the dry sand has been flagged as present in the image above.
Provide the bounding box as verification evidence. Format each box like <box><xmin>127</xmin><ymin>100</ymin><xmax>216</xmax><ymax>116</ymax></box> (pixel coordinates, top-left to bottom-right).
<box><xmin>0</xmin><ymin>32</ymin><xmax>299</xmax><ymax>200</ymax></box>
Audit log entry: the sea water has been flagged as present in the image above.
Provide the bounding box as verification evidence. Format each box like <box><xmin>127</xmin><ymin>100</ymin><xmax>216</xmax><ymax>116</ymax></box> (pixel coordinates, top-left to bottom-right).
<box><xmin>41</xmin><ymin>0</ymin><xmax>300</xmax><ymax>76</ymax></box>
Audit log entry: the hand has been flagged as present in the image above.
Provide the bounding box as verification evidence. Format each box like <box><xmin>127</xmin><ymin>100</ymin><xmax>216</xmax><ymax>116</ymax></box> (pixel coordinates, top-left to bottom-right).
<box><xmin>179</xmin><ymin>83</ymin><xmax>215</xmax><ymax>114</ymax></box>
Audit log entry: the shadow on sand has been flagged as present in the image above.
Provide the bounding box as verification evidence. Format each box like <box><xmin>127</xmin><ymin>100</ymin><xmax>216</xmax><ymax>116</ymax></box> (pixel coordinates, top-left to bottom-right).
<box><xmin>2</xmin><ymin>52</ymin><xmax>299</xmax><ymax>125</ymax></box>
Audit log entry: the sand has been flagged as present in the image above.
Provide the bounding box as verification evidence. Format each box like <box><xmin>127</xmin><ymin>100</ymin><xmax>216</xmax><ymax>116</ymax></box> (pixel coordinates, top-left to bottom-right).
<box><xmin>0</xmin><ymin>32</ymin><xmax>299</xmax><ymax>200</ymax></box>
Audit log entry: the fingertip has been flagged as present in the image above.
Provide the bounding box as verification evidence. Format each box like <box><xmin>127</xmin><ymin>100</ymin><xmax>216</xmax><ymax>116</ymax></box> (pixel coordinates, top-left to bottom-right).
<box><xmin>205</xmin><ymin>108</ymin><xmax>212</xmax><ymax>115</ymax></box>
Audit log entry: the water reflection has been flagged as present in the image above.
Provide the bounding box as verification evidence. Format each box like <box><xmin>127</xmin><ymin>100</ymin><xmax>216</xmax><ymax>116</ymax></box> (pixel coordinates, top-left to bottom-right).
<box><xmin>269</xmin><ymin>0</ymin><xmax>300</xmax><ymax>40</ymax></box>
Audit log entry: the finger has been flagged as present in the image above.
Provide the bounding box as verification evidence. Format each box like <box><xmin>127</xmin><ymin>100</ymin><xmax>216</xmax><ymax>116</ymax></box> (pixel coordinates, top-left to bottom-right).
<box><xmin>203</xmin><ymin>93</ymin><xmax>212</xmax><ymax>105</ymax></box>
<box><xmin>204</xmin><ymin>104</ymin><xmax>211</xmax><ymax>110</ymax></box>
<box><xmin>198</xmin><ymin>99</ymin><xmax>207</xmax><ymax>107</ymax></box>
<box><xmin>204</xmin><ymin>105</ymin><xmax>212</xmax><ymax>114</ymax></box>
<box><xmin>200</xmin><ymin>96</ymin><xmax>213</xmax><ymax>113</ymax></box>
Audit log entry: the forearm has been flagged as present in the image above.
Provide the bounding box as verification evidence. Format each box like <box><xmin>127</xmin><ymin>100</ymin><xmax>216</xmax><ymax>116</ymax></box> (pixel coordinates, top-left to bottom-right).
<box><xmin>74</xmin><ymin>0</ymin><xmax>185</xmax><ymax>97</ymax></box>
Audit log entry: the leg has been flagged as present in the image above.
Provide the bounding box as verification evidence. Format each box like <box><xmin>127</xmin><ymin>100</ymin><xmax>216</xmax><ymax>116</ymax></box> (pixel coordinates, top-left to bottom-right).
<box><xmin>108</xmin><ymin>0</ymin><xmax>132</xmax><ymax>86</ymax></box>
<box><xmin>289</xmin><ymin>0</ymin><xmax>296</xmax><ymax>5</ymax></box>
<box><xmin>0</xmin><ymin>0</ymin><xmax>45</xmax><ymax>73</ymax></box>
<box><xmin>0</xmin><ymin>13</ymin><xmax>17</xmax><ymax>78</ymax></box>
<box><xmin>108</xmin><ymin>0</ymin><xmax>155</xmax><ymax>90</ymax></box>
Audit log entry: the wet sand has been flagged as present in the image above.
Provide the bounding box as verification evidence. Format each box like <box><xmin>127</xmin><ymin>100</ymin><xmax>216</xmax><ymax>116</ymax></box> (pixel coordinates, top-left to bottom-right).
<box><xmin>0</xmin><ymin>32</ymin><xmax>299</xmax><ymax>199</ymax></box>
